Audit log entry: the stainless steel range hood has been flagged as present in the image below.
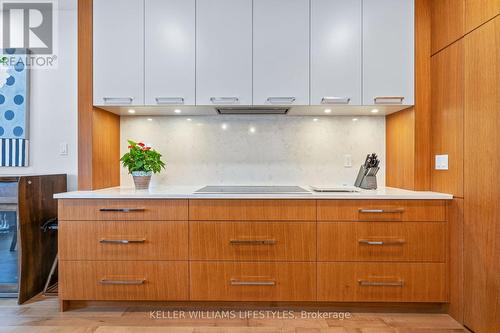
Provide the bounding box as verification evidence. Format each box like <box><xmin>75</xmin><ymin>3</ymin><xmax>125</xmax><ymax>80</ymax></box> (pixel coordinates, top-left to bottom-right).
<box><xmin>216</xmin><ymin>107</ymin><xmax>290</xmax><ymax>115</ymax></box>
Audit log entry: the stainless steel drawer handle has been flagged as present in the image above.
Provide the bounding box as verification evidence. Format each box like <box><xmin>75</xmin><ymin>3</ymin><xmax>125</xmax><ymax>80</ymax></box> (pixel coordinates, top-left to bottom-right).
<box><xmin>103</xmin><ymin>97</ymin><xmax>134</xmax><ymax>104</ymax></box>
<box><xmin>267</xmin><ymin>97</ymin><xmax>296</xmax><ymax>104</ymax></box>
<box><xmin>100</xmin><ymin>239</ymin><xmax>146</xmax><ymax>244</ymax></box>
<box><xmin>99</xmin><ymin>208</ymin><xmax>145</xmax><ymax>213</ymax></box>
<box><xmin>100</xmin><ymin>278</ymin><xmax>145</xmax><ymax>285</ymax></box>
<box><xmin>155</xmin><ymin>97</ymin><xmax>184</xmax><ymax>104</ymax></box>
<box><xmin>374</xmin><ymin>96</ymin><xmax>404</xmax><ymax>104</ymax></box>
<box><xmin>210</xmin><ymin>97</ymin><xmax>239</xmax><ymax>104</ymax></box>
<box><xmin>358</xmin><ymin>239</ymin><xmax>406</xmax><ymax>245</ymax></box>
<box><xmin>229</xmin><ymin>239</ymin><xmax>277</xmax><ymax>245</ymax></box>
<box><xmin>321</xmin><ymin>96</ymin><xmax>351</xmax><ymax>104</ymax></box>
<box><xmin>358</xmin><ymin>208</ymin><xmax>404</xmax><ymax>213</ymax></box>
<box><xmin>358</xmin><ymin>279</ymin><xmax>404</xmax><ymax>287</ymax></box>
<box><xmin>230</xmin><ymin>279</ymin><xmax>276</xmax><ymax>286</ymax></box>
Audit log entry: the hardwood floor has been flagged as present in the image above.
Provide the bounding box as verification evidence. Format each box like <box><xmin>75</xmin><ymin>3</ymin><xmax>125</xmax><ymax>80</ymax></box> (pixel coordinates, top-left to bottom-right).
<box><xmin>0</xmin><ymin>295</ymin><xmax>469</xmax><ymax>333</ymax></box>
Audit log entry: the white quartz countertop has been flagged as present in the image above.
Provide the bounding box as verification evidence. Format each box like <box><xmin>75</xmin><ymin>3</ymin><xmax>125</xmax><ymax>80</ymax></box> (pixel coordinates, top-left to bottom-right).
<box><xmin>54</xmin><ymin>186</ymin><xmax>453</xmax><ymax>200</ymax></box>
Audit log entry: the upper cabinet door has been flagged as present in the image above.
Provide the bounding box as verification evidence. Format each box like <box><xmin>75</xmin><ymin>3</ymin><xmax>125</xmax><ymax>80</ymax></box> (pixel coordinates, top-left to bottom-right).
<box><xmin>363</xmin><ymin>0</ymin><xmax>414</xmax><ymax>106</ymax></box>
<box><xmin>253</xmin><ymin>0</ymin><xmax>310</xmax><ymax>105</ymax></box>
<box><xmin>93</xmin><ymin>0</ymin><xmax>144</xmax><ymax>106</ymax></box>
<box><xmin>311</xmin><ymin>0</ymin><xmax>362</xmax><ymax>106</ymax></box>
<box><xmin>145</xmin><ymin>0</ymin><xmax>195</xmax><ymax>106</ymax></box>
<box><xmin>196</xmin><ymin>0</ymin><xmax>252</xmax><ymax>105</ymax></box>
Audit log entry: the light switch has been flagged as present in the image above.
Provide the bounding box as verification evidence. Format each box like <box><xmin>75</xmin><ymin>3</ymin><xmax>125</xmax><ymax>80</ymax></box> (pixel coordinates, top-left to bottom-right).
<box><xmin>344</xmin><ymin>154</ymin><xmax>352</xmax><ymax>168</ymax></box>
<box><xmin>435</xmin><ymin>154</ymin><xmax>448</xmax><ymax>170</ymax></box>
<box><xmin>59</xmin><ymin>143</ymin><xmax>68</xmax><ymax>156</ymax></box>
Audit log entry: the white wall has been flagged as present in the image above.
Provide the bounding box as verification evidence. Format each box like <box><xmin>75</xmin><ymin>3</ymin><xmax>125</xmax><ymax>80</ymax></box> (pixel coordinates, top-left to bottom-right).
<box><xmin>121</xmin><ymin>116</ymin><xmax>385</xmax><ymax>187</ymax></box>
<box><xmin>0</xmin><ymin>0</ymin><xmax>78</xmax><ymax>190</ymax></box>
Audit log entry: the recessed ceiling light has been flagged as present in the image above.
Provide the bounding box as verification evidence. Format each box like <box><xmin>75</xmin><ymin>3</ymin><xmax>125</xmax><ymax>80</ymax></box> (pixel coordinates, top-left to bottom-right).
<box><xmin>324</xmin><ymin>109</ymin><xmax>332</xmax><ymax>114</ymax></box>
<box><xmin>128</xmin><ymin>109</ymin><xmax>136</xmax><ymax>114</ymax></box>
<box><xmin>352</xmin><ymin>118</ymin><xmax>358</xmax><ymax>122</ymax></box>
<box><xmin>313</xmin><ymin>118</ymin><xmax>319</xmax><ymax>122</ymax></box>
<box><xmin>174</xmin><ymin>109</ymin><xmax>181</xmax><ymax>114</ymax></box>
<box><xmin>249</xmin><ymin>126</ymin><xmax>256</xmax><ymax>133</ymax></box>
<box><xmin>371</xmin><ymin>109</ymin><xmax>379</xmax><ymax>113</ymax></box>
<box><xmin>221</xmin><ymin>123</ymin><xmax>228</xmax><ymax>130</ymax></box>
<box><xmin>147</xmin><ymin>118</ymin><xmax>153</xmax><ymax>121</ymax></box>
<box><xmin>186</xmin><ymin>118</ymin><xmax>192</xmax><ymax>121</ymax></box>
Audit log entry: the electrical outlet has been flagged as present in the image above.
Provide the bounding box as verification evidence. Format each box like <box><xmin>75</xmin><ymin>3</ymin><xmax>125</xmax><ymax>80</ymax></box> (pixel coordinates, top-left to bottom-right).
<box><xmin>435</xmin><ymin>154</ymin><xmax>448</xmax><ymax>170</ymax></box>
<box><xmin>59</xmin><ymin>143</ymin><xmax>68</xmax><ymax>156</ymax></box>
<box><xmin>344</xmin><ymin>154</ymin><xmax>352</xmax><ymax>168</ymax></box>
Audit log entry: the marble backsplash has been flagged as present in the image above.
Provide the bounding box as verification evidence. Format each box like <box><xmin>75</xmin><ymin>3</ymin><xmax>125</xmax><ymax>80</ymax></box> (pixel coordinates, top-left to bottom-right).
<box><xmin>120</xmin><ymin>115</ymin><xmax>386</xmax><ymax>187</ymax></box>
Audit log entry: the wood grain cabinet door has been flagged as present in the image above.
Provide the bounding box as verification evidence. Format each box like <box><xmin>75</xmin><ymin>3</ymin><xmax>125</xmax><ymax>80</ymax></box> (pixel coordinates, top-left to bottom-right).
<box><xmin>59</xmin><ymin>220</ymin><xmax>188</xmax><ymax>260</ymax></box>
<box><xmin>59</xmin><ymin>261</ymin><xmax>189</xmax><ymax>301</ymax></box>
<box><xmin>58</xmin><ymin>199</ymin><xmax>188</xmax><ymax>221</ymax></box>
<box><xmin>318</xmin><ymin>222</ymin><xmax>446</xmax><ymax>262</ymax></box>
<box><xmin>317</xmin><ymin>200</ymin><xmax>446</xmax><ymax>222</ymax></box>
<box><xmin>190</xmin><ymin>221</ymin><xmax>316</xmax><ymax>261</ymax></box>
<box><xmin>190</xmin><ymin>262</ymin><xmax>316</xmax><ymax>301</ymax></box>
<box><xmin>318</xmin><ymin>262</ymin><xmax>447</xmax><ymax>302</ymax></box>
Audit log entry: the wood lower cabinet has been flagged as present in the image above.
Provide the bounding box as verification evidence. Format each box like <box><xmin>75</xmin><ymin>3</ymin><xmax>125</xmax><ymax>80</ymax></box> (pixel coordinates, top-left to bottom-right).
<box><xmin>58</xmin><ymin>198</ymin><xmax>448</xmax><ymax>308</ymax></box>
<box><xmin>317</xmin><ymin>263</ymin><xmax>447</xmax><ymax>302</ymax></box>
<box><xmin>190</xmin><ymin>221</ymin><xmax>316</xmax><ymax>261</ymax></box>
<box><xmin>59</xmin><ymin>261</ymin><xmax>189</xmax><ymax>301</ymax></box>
<box><xmin>318</xmin><ymin>222</ymin><xmax>446</xmax><ymax>262</ymax></box>
<box><xmin>317</xmin><ymin>200</ymin><xmax>446</xmax><ymax>222</ymax></box>
<box><xmin>59</xmin><ymin>220</ymin><xmax>188</xmax><ymax>261</ymax></box>
<box><xmin>190</xmin><ymin>262</ymin><xmax>316</xmax><ymax>301</ymax></box>
<box><xmin>58</xmin><ymin>199</ymin><xmax>188</xmax><ymax>221</ymax></box>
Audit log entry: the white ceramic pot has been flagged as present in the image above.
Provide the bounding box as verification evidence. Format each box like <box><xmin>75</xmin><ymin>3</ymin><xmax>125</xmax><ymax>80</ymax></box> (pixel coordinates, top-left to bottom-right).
<box><xmin>131</xmin><ymin>171</ymin><xmax>152</xmax><ymax>190</ymax></box>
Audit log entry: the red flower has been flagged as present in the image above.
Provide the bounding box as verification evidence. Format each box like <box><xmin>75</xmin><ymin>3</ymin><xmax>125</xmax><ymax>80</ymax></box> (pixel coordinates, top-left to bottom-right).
<box><xmin>143</xmin><ymin>147</ymin><xmax>151</xmax><ymax>151</ymax></box>
<box><xmin>128</xmin><ymin>145</ymin><xmax>133</xmax><ymax>149</ymax></box>
<box><xmin>138</xmin><ymin>142</ymin><xmax>145</xmax><ymax>147</ymax></box>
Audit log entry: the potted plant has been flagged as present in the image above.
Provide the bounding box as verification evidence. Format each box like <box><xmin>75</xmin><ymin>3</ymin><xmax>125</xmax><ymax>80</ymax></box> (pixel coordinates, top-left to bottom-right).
<box><xmin>120</xmin><ymin>140</ymin><xmax>165</xmax><ymax>190</ymax></box>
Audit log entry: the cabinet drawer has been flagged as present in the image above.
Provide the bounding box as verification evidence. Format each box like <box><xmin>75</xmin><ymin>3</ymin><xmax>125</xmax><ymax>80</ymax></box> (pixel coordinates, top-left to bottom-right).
<box><xmin>318</xmin><ymin>222</ymin><xmax>445</xmax><ymax>262</ymax></box>
<box><xmin>59</xmin><ymin>220</ymin><xmax>188</xmax><ymax>260</ymax></box>
<box><xmin>317</xmin><ymin>200</ymin><xmax>446</xmax><ymax>222</ymax></box>
<box><xmin>58</xmin><ymin>199</ymin><xmax>188</xmax><ymax>221</ymax></box>
<box><xmin>189</xmin><ymin>200</ymin><xmax>316</xmax><ymax>221</ymax></box>
<box><xmin>318</xmin><ymin>263</ymin><xmax>446</xmax><ymax>302</ymax></box>
<box><xmin>190</xmin><ymin>262</ymin><xmax>316</xmax><ymax>301</ymax></box>
<box><xmin>59</xmin><ymin>261</ymin><xmax>189</xmax><ymax>300</ymax></box>
<box><xmin>190</xmin><ymin>222</ymin><xmax>316</xmax><ymax>261</ymax></box>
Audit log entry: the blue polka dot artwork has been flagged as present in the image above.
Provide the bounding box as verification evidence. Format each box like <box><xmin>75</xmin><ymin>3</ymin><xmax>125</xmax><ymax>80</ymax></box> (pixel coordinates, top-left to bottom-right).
<box><xmin>0</xmin><ymin>49</ymin><xmax>29</xmax><ymax>167</ymax></box>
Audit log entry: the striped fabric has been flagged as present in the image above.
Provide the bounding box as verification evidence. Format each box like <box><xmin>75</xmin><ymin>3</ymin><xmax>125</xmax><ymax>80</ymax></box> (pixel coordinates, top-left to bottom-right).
<box><xmin>0</xmin><ymin>139</ymin><xmax>28</xmax><ymax>167</ymax></box>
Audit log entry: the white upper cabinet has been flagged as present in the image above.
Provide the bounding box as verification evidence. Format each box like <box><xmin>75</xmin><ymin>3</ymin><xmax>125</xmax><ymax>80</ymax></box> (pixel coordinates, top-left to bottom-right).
<box><xmin>93</xmin><ymin>0</ymin><xmax>144</xmax><ymax>106</ymax></box>
<box><xmin>145</xmin><ymin>0</ymin><xmax>195</xmax><ymax>106</ymax></box>
<box><xmin>311</xmin><ymin>0</ymin><xmax>362</xmax><ymax>106</ymax></box>
<box><xmin>196</xmin><ymin>0</ymin><xmax>252</xmax><ymax>105</ymax></box>
<box><xmin>253</xmin><ymin>0</ymin><xmax>310</xmax><ymax>106</ymax></box>
<box><xmin>363</xmin><ymin>0</ymin><xmax>414</xmax><ymax>106</ymax></box>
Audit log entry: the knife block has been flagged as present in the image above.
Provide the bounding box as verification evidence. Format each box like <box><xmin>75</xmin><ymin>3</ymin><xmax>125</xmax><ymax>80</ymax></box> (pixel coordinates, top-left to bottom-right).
<box><xmin>354</xmin><ymin>165</ymin><xmax>379</xmax><ymax>190</ymax></box>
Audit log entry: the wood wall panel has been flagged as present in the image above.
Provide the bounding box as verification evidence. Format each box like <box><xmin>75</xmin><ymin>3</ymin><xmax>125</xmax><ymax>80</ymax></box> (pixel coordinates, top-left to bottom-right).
<box><xmin>92</xmin><ymin>108</ymin><xmax>120</xmax><ymax>189</ymax></box>
<box><xmin>386</xmin><ymin>108</ymin><xmax>415</xmax><ymax>190</ymax></box>
<box><xmin>465</xmin><ymin>0</ymin><xmax>499</xmax><ymax>33</ymax></box>
<box><xmin>447</xmin><ymin>199</ymin><xmax>464</xmax><ymax>323</ymax></box>
<box><xmin>413</xmin><ymin>0</ymin><xmax>432</xmax><ymax>191</ymax></box>
<box><xmin>78</xmin><ymin>0</ymin><xmax>121</xmax><ymax>190</ymax></box>
<box><xmin>463</xmin><ymin>17</ymin><xmax>500</xmax><ymax>333</ymax></box>
<box><xmin>78</xmin><ymin>0</ymin><xmax>94</xmax><ymax>190</ymax></box>
<box><xmin>431</xmin><ymin>41</ymin><xmax>464</xmax><ymax>197</ymax></box>
<box><xmin>431</xmin><ymin>0</ymin><xmax>465</xmax><ymax>54</ymax></box>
